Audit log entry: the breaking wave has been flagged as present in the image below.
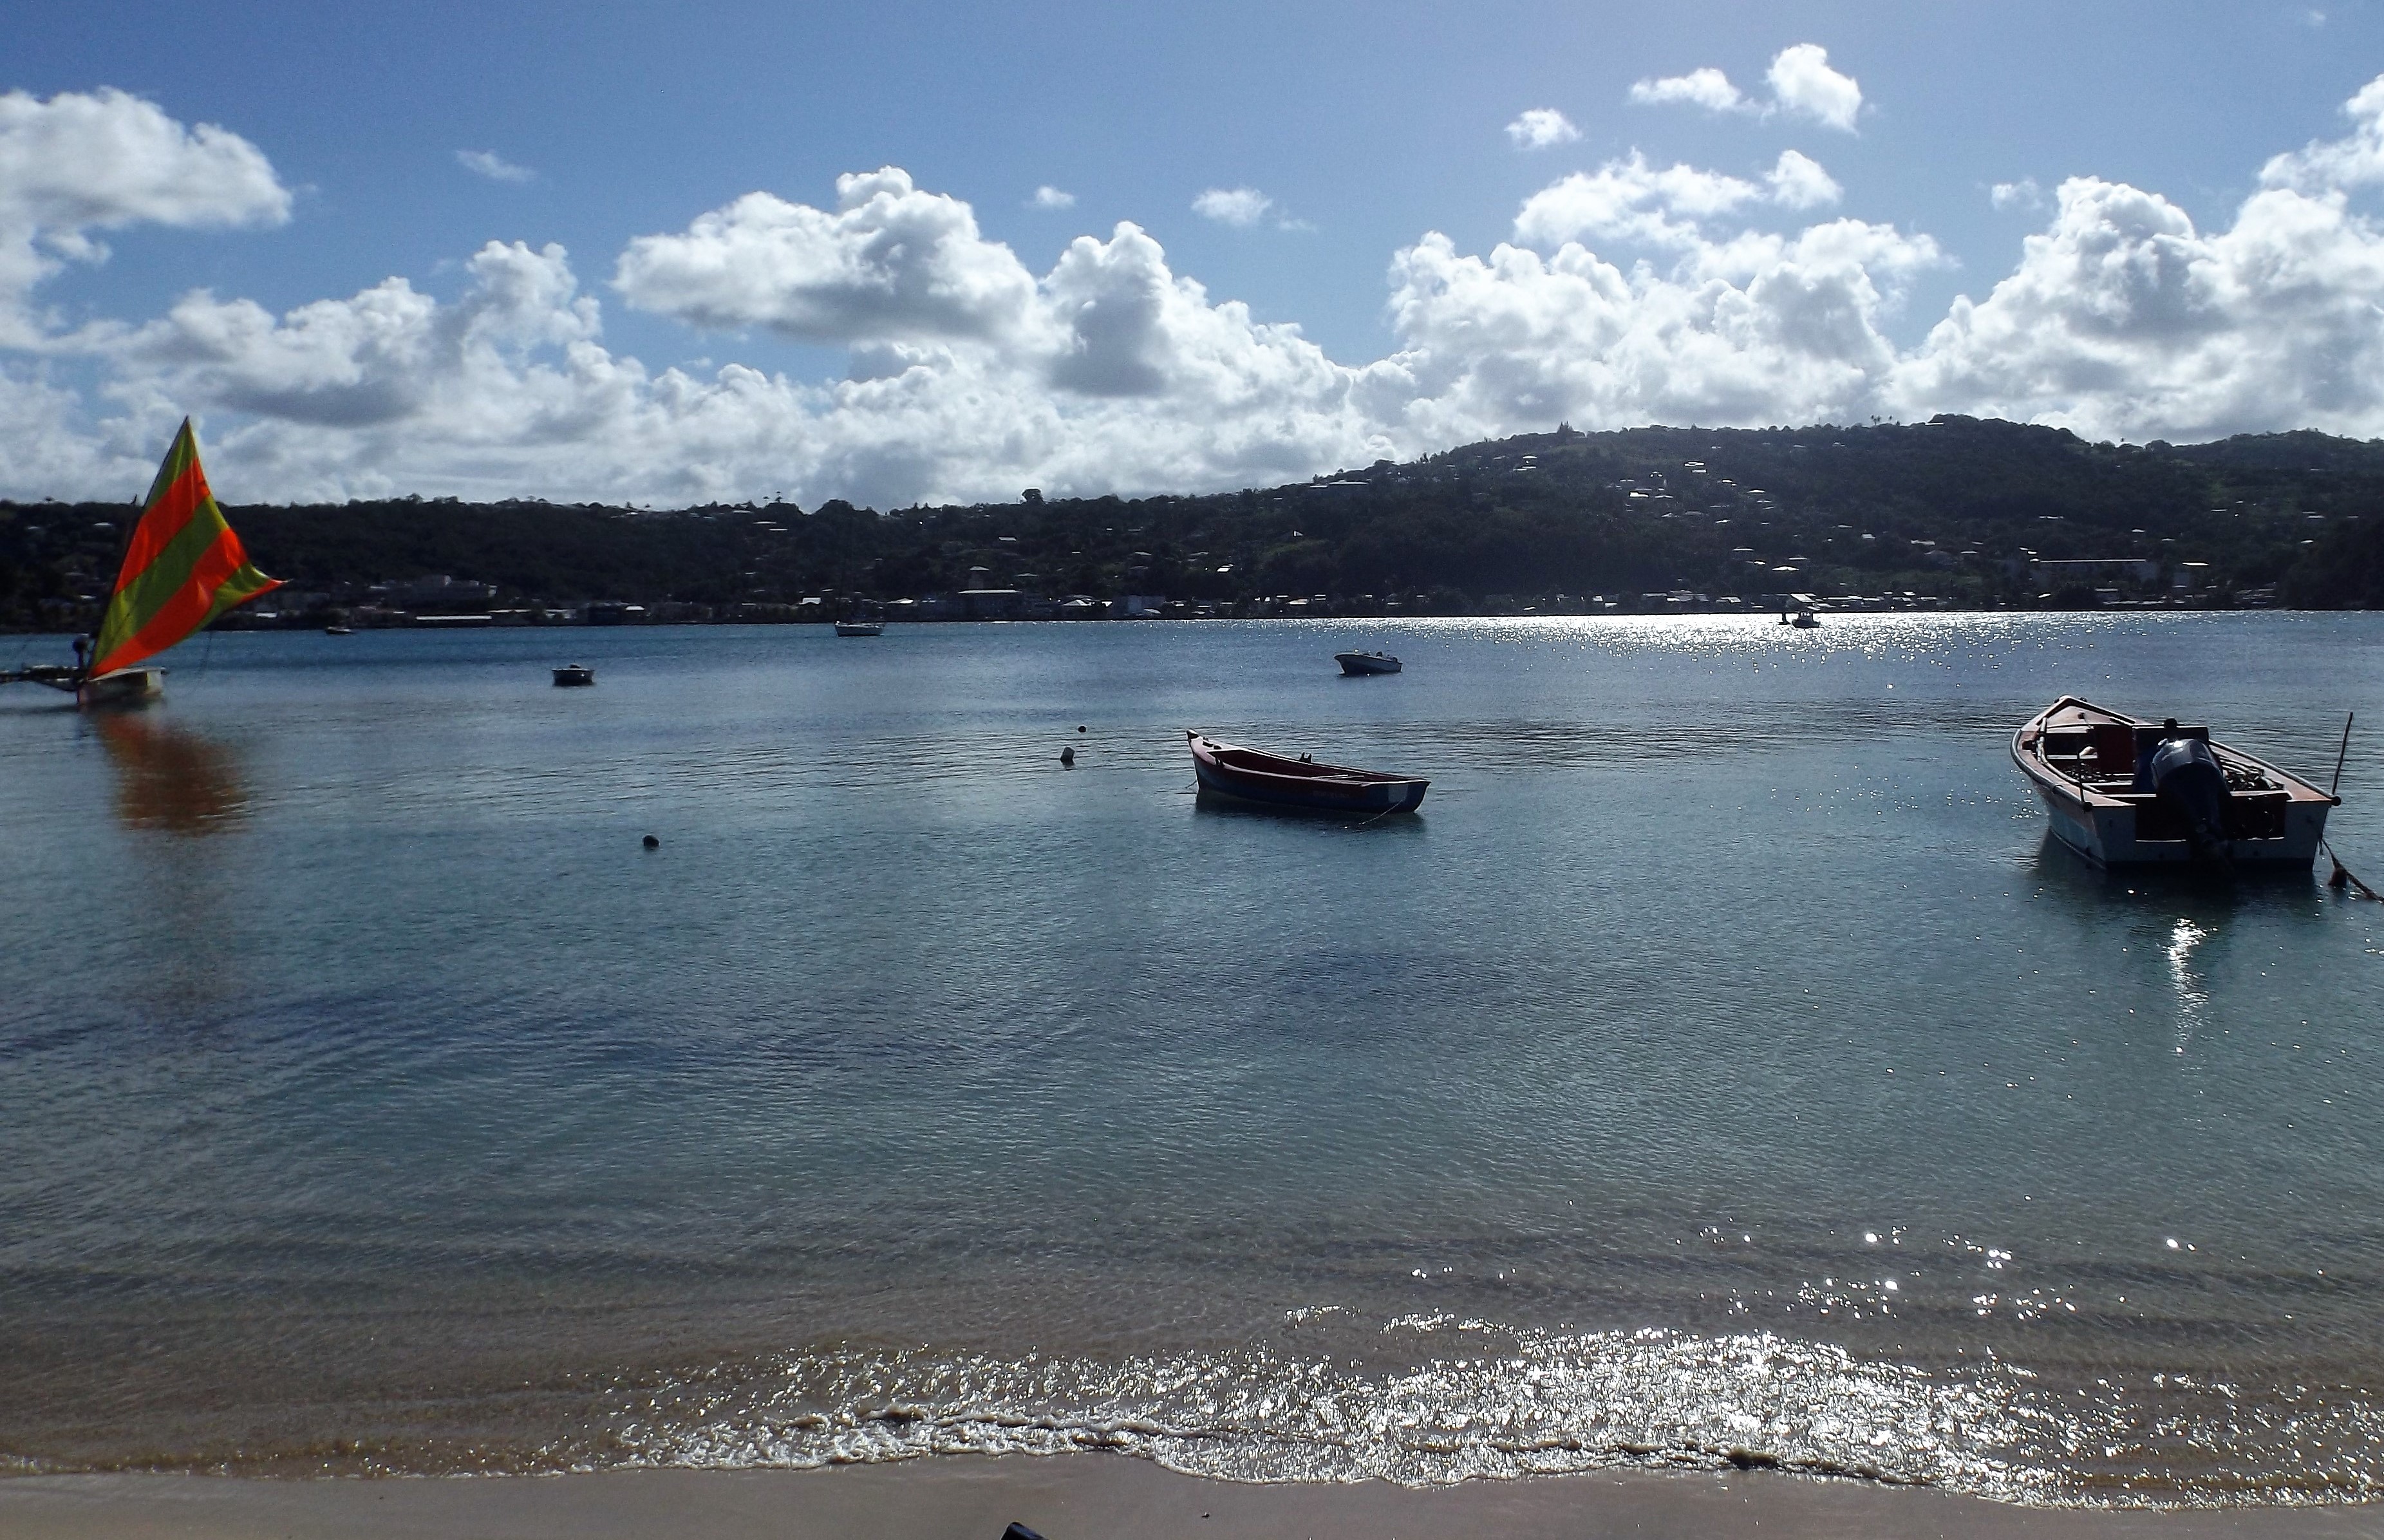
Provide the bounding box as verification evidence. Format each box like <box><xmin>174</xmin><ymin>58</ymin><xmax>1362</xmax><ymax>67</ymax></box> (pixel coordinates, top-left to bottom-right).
<box><xmin>594</xmin><ymin>1320</ymin><xmax>2384</xmax><ymax>1506</ymax></box>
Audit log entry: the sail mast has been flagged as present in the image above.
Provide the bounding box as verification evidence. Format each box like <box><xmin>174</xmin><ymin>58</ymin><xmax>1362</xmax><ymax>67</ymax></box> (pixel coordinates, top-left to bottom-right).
<box><xmin>80</xmin><ymin>489</ymin><xmax>147</xmax><ymax>679</ymax></box>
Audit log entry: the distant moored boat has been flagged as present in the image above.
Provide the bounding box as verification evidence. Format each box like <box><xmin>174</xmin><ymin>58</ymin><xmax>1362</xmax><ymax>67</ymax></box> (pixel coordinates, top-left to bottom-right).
<box><xmin>1335</xmin><ymin>650</ymin><xmax>1401</xmax><ymax>675</ymax></box>
<box><xmin>834</xmin><ymin>621</ymin><xmax>885</xmax><ymax>637</ymax></box>
<box><xmin>552</xmin><ymin>664</ymin><xmax>596</xmax><ymax>687</ymax></box>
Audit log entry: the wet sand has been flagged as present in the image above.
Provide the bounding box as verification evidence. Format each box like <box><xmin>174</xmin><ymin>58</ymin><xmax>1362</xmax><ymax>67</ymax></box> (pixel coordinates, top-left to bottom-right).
<box><xmin>3</xmin><ymin>1458</ymin><xmax>2380</xmax><ymax>1540</ymax></box>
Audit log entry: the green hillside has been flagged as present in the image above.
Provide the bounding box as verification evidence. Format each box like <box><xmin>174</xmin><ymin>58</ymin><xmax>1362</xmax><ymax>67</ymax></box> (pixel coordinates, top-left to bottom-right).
<box><xmin>6</xmin><ymin>415</ymin><xmax>2384</xmax><ymax>628</ymax></box>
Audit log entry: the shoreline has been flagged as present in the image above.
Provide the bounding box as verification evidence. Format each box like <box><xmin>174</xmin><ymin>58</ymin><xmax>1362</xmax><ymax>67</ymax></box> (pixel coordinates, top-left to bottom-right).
<box><xmin>3</xmin><ymin>1459</ymin><xmax>2379</xmax><ymax>1540</ymax></box>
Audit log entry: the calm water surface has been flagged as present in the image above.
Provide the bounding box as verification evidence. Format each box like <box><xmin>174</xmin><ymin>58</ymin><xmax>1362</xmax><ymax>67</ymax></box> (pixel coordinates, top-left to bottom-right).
<box><xmin>3</xmin><ymin>614</ymin><xmax>2383</xmax><ymax>1505</ymax></box>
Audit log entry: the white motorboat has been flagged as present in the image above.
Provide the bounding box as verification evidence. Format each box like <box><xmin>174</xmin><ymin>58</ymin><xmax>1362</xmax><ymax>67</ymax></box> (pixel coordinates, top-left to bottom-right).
<box><xmin>1335</xmin><ymin>650</ymin><xmax>1401</xmax><ymax>675</ymax></box>
<box><xmin>834</xmin><ymin>621</ymin><xmax>885</xmax><ymax>637</ymax></box>
<box><xmin>2011</xmin><ymin>696</ymin><xmax>2337</xmax><ymax>868</ymax></box>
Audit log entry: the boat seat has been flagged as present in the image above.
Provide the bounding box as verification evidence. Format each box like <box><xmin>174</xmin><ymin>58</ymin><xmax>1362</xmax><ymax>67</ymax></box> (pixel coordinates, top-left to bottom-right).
<box><xmin>2088</xmin><ymin>724</ymin><xmax>2136</xmax><ymax>773</ymax></box>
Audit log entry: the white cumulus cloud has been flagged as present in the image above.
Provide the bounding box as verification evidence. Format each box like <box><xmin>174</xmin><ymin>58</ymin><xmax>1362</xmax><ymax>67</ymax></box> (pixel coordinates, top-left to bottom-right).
<box><xmin>1505</xmin><ymin>109</ymin><xmax>1582</xmax><ymax>149</ymax></box>
<box><xmin>109</xmin><ymin>239</ymin><xmax>599</xmax><ymax>430</ymax></box>
<box><xmin>614</xmin><ymin>167</ymin><xmax>1042</xmax><ymax>344</ymax></box>
<box><xmin>1767</xmin><ymin>149</ymin><xmax>1843</xmax><ymax>209</ymax></box>
<box><xmin>1629</xmin><ymin>46</ymin><xmax>1862</xmax><ymax>133</ymax></box>
<box><xmin>1514</xmin><ymin>150</ymin><xmax>1844</xmax><ymax>250</ymax></box>
<box><xmin>1385</xmin><ymin>214</ymin><xmax>1938</xmax><ymax>440</ymax></box>
<box><xmin>0</xmin><ymin>88</ymin><xmax>289</xmax><ymax>342</ymax></box>
<box><xmin>1192</xmin><ymin>187</ymin><xmax>1273</xmax><ymax>226</ymax></box>
<box><xmin>26</xmin><ymin>181</ymin><xmax>1385</xmax><ymax>505</ymax></box>
<box><xmin>2259</xmin><ymin>76</ymin><xmax>2384</xmax><ymax>191</ymax></box>
<box><xmin>1890</xmin><ymin>171</ymin><xmax>2384</xmax><ymax>440</ymax></box>
<box><xmin>457</xmin><ymin>149</ymin><xmax>534</xmax><ymax>183</ymax></box>
<box><xmin>1030</xmin><ymin>185</ymin><xmax>1076</xmax><ymax>210</ymax></box>
<box><xmin>1767</xmin><ymin>44</ymin><xmax>1863</xmax><ymax>132</ymax></box>
<box><xmin>1628</xmin><ymin>67</ymin><xmax>1751</xmax><ymax>115</ymax></box>
<box><xmin>27</xmin><ymin>77</ymin><xmax>2384</xmax><ymax>509</ymax></box>
<box><xmin>1989</xmin><ymin>178</ymin><xmax>2046</xmax><ymax>212</ymax></box>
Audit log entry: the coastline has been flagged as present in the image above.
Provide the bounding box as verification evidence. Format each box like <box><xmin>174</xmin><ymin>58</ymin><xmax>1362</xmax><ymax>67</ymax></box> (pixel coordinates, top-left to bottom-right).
<box><xmin>3</xmin><ymin>1458</ymin><xmax>2380</xmax><ymax>1540</ymax></box>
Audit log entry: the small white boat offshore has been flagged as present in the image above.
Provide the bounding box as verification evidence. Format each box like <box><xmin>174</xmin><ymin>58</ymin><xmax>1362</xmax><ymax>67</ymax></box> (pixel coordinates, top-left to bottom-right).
<box><xmin>834</xmin><ymin>621</ymin><xmax>885</xmax><ymax>637</ymax></box>
<box><xmin>1335</xmin><ymin>650</ymin><xmax>1401</xmax><ymax>675</ymax></box>
<box><xmin>552</xmin><ymin>664</ymin><xmax>595</xmax><ymax>687</ymax></box>
<box><xmin>2012</xmin><ymin>696</ymin><xmax>2338</xmax><ymax>868</ymax></box>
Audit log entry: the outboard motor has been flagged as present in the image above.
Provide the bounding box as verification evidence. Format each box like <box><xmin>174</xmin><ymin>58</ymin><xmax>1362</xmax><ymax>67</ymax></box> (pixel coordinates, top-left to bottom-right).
<box><xmin>2148</xmin><ymin>735</ymin><xmax>2231</xmax><ymax>859</ymax></box>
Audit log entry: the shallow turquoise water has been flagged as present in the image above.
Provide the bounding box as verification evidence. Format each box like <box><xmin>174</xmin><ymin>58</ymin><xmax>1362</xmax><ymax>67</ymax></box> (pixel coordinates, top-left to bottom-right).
<box><xmin>3</xmin><ymin>614</ymin><xmax>2382</xmax><ymax>1503</ymax></box>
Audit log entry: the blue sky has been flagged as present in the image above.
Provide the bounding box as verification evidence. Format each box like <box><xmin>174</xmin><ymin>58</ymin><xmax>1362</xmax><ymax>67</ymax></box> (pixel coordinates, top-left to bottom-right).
<box><xmin>9</xmin><ymin>1</ymin><xmax>2384</xmax><ymax>505</ymax></box>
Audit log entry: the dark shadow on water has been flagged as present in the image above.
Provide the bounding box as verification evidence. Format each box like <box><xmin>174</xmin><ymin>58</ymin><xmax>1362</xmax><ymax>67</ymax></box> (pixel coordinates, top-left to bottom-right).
<box><xmin>1193</xmin><ymin>789</ymin><xmax>1427</xmax><ymax>834</ymax></box>
<box><xmin>91</xmin><ymin>713</ymin><xmax>251</xmax><ymax>836</ymax></box>
<box><xmin>2027</xmin><ymin>832</ymin><xmax>2323</xmax><ymax>922</ymax></box>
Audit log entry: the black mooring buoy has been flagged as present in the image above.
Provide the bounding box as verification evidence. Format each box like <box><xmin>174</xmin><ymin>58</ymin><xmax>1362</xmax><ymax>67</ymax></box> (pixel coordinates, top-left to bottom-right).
<box><xmin>1060</xmin><ymin>746</ymin><xmax>1076</xmax><ymax>767</ymax></box>
<box><xmin>1076</xmin><ymin>724</ymin><xmax>1086</xmax><ymax>733</ymax></box>
<box><xmin>642</xmin><ymin>834</ymin><xmax>660</xmax><ymax>849</ymax></box>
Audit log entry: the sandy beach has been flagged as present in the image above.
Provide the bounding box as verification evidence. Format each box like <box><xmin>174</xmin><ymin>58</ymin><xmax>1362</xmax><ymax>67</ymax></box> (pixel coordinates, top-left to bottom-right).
<box><xmin>3</xmin><ymin>1458</ymin><xmax>2381</xmax><ymax>1540</ymax></box>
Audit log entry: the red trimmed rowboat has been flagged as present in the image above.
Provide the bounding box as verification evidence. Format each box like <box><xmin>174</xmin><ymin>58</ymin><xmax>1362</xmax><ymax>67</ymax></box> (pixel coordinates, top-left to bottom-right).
<box><xmin>1187</xmin><ymin>730</ymin><xmax>1428</xmax><ymax>815</ymax></box>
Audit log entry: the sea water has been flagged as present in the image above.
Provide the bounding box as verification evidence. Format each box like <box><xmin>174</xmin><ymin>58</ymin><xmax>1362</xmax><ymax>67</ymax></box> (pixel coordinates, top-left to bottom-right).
<box><xmin>2</xmin><ymin>613</ymin><xmax>2381</xmax><ymax>1505</ymax></box>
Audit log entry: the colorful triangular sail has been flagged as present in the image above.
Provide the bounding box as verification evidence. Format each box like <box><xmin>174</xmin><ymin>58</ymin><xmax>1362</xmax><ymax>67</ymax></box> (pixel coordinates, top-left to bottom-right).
<box><xmin>88</xmin><ymin>420</ymin><xmax>281</xmax><ymax>678</ymax></box>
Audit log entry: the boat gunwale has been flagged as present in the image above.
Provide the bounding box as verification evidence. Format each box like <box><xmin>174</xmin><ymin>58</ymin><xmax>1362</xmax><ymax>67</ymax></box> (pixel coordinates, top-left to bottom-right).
<box><xmin>2011</xmin><ymin>694</ymin><xmax>2340</xmax><ymax>815</ymax></box>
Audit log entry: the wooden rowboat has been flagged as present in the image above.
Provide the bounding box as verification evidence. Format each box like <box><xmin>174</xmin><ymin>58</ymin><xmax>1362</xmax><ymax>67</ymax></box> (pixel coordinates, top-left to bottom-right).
<box><xmin>1187</xmin><ymin>730</ymin><xmax>1427</xmax><ymax>815</ymax></box>
<box><xmin>2012</xmin><ymin>696</ymin><xmax>2336</xmax><ymax>867</ymax></box>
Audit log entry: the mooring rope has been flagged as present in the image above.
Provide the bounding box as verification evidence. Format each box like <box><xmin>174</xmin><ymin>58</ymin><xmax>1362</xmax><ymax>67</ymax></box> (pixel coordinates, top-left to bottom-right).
<box><xmin>2323</xmin><ymin>713</ymin><xmax>2377</xmax><ymax>899</ymax></box>
<box><xmin>2327</xmin><ymin>841</ymin><xmax>2382</xmax><ymax>901</ymax></box>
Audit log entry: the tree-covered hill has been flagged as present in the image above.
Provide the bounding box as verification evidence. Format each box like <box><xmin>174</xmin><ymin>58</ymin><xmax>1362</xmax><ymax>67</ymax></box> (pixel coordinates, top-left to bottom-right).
<box><xmin>6</xmin><ymin>415</ymin><xmax>2384</xmax><ymax>628</ymax></box>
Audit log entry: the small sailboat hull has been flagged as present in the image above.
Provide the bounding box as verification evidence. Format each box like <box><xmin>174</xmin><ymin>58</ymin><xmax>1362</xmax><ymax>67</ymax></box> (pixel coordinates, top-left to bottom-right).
<box><xmin>2012</xmin><ymin>696</ymin><xmax>2336</xmax><ymax>868</ymax></box>
<box><xmin>1188</xmin><ymin>730</ymin><xmax>1427</xmax><ymax>815</ymax></box>
<box><xmin>76</xmin><ymin>668</ymin><xmax>165</xmax><ymax>708</ymax></box>
<box><xmin>1335</xmin><ymin>651</ymin><xmax>1401</xmax><ymax>675</ymax></box>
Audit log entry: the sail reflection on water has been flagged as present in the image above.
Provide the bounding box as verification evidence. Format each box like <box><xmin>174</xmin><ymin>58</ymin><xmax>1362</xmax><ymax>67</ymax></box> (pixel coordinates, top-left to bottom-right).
<box><xmin>93</xmin><ymin>713</ymin><xmax>250</xmax><ymax>836</ymax></box>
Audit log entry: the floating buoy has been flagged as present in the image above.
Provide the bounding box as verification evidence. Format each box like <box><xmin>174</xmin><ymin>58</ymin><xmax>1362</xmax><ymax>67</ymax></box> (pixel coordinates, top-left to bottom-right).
<box><xmin>642</xmin><ymin>834</ymin><xmax>660</xmax><ymax>849</ymax></box>
<box><xmin>1060</xmin><ymin>747</ymin><xmax>1076</xmax><ymax>767</ymax></box>
<box><xmin>1076</xmin><ymin>724</ymin><xmax>1087</xmax><ymax>733</ymax></box>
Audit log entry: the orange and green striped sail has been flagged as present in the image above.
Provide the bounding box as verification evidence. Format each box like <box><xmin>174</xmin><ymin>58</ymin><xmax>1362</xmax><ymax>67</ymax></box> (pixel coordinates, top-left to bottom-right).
<box><xmin>88</xmin><ymin>420</ymin><xmax>281</xmax><ymax>678</ymax></box>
